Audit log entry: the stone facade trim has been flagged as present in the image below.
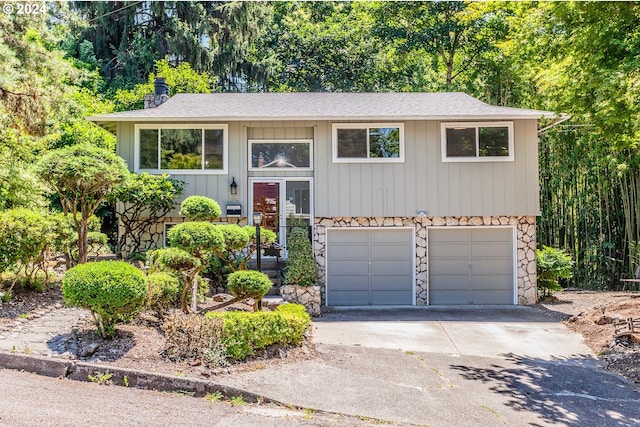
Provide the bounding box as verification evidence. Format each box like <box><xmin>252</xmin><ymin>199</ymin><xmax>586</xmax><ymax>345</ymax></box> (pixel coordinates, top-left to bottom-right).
<box><xmin>313</xmin><ymin>216</ymin><xmax>537</xmax><ymax>306</ymax></box>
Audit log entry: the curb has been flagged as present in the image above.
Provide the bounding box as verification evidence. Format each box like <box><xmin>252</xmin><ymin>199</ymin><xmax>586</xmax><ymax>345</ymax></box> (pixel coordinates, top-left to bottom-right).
<box><xmin>0</xmin><ymin>351</ymin><xmax>272</xmax><ymax>403</ymax></box>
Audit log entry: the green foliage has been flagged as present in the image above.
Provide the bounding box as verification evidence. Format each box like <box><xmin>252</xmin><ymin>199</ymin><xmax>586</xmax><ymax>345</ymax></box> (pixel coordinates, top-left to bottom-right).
<box><xmin>168</xmin><ymin>222</ymin><xmax>225</xmax><ymax>260</ymax></box>
<box><xmin>179</xmin><ymin>196</ymin><xmax>221</xmax><ymax>221</ymax></box>
<box><xmin>146</xmin><ymin>272</ymin><xmax>181</xmax><ymax>314</ymax></box>
<box><xmin>536</xmin><ymin>247</ymin><xmax>574</xmax><ymax>298</ymax></box>
<box><xmin>206</xmin><ymin>224</ymin><xmax>251</xmax><ymax>287</ymax></box>
<box><xmin>226</xmin><ymin>270</ymin><xmax>272</xmax><ymax>301</ymax></box>
<box><xmin>62</xmin><ymin>261</ymin><xmax>147</xmax><ymax>338</ymax></box>
<box><xmin>206</xmin><ymin>303</ymin><xmax>311</xmax><ymax>360</ymax></box>
<box><xmin>284</xmin><ymin>228</ymin><xmax>317</xmax><ymax>287</ymax></box>
<box><xmin>35</xmin><ymin>144</ymin><xmax>128</xmax><ymax>264</ymax></box>
<box><xmin>148</xmin><ymin>248</ymin><xmax>201</xmax><ymax>273</ymax></box>
<box><xmin>0</xmin><ymin>209</ymin><xmax>56</xmax><ymax>294</ymax></box>
<box><xmin>108</xmin><ymin>172</ymin><xmax>184</xmax><ymax>257</ymax></box>
<box><xmin>162</xmin><ymin>313</ymin><xmax>227</xmax><ymax>366</ymax></box>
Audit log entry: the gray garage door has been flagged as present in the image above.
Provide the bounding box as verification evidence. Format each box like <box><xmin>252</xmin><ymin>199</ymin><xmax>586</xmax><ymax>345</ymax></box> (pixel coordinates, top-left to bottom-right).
<box><xmin>327</xmin><ymin>229</ymin><xmax>414</xmax><ymax>306</ymax></box>
<box><xmin>429</xmin><ymin>228</ymin><xmax>514</xmax><ymax>305</ymax></box>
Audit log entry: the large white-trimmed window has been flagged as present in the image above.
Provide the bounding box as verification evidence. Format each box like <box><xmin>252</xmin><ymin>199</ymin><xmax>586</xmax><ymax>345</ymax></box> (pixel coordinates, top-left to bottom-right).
<box><xmin>441</xmin><ymin>122</ymin><xmax>514</xmax><ymax>162</ymax></box>
<box><xmin>332</xmin><ymin>123</ymin><xmax>404</xmax><ymax>163</ymax></box>
<box><xmin>248</xmin><ymin>139</ymin><xmax>313</xmax><ymax>171</ymax></box>
<box><xmin>135</xmin><ymin>124</ymin><xmax>228</xmax><ymax>173</ymax></box>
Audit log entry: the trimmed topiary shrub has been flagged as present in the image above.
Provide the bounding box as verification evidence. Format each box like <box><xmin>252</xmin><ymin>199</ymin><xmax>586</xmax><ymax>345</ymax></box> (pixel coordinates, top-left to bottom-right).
<box><xmin>62</xmin><ymin>261</ymin><xmax>147</xmax><ymax>338</ymax></box>
<box><xmin>167</xmin><ymin>221</ymin><xmax>225</xmax><ymax>260</ymax></box>
<box><xmin>179</xmin><ymin>195</ymin><xmax>221</xmax><ymax>221</ymax></box>
<box><xmin>227</xmin><ymin>270</ymin><xmax>273</xmax><ymax>301</ymax></box>
<box><xmin>147</xmin><ymin>247</ymin><xmax>202</xmax><ymax>313</ymax></box>
<box><xmin>206</xmin><ymin>303</ymin><xmax>311</xmax><ymax>360</ymax></box>
<box><xmin>146</xmin><ymin>272</ymin><xmax>181</xmax><ymax>315</ymax></box>
<box><xmin>284</xmin><ymin>227</ymin><xmax>317</xmax><ymax>287</ymax></box>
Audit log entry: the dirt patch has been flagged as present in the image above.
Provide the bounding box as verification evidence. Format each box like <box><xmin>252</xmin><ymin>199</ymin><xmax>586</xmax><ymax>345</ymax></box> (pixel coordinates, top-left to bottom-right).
<box><xmin>539</xmin><ymin>290</ymin><xmax>640</xmax><ymax>383</ymax></box>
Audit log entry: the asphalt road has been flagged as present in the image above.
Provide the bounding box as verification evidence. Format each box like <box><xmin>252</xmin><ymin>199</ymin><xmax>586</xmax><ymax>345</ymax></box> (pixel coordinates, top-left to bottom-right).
<box><xmin>0</xmin><ymin>369</ymin><xmax>382</xmax><ymax>427</ymax></box>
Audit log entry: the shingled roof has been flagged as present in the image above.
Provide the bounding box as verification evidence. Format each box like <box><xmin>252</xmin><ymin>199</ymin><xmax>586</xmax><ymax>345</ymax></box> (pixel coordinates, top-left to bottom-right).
<box><xmin>88</xmin><ymin>92</ymin><xmax>556</xmax><ymax>124</ymax></box>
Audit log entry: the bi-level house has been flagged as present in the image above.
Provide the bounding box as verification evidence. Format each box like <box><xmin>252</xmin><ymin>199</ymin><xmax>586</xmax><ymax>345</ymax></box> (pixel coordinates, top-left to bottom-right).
<box><xmin>89</xmin><ymin>84</ymin><xmax>557</xmax><ymax>307</ymax></box>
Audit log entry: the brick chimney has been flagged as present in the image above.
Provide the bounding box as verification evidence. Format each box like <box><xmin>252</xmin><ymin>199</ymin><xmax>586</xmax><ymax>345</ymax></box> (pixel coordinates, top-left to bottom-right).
<box><xmin>144</xmin><ymin>77</ymin><xmax>170</xmax><ymax>108</ymax></box>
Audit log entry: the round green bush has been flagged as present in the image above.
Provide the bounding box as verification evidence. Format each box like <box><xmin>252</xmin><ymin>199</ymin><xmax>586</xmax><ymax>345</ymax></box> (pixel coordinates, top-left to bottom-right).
<box><xmin>146</xmin><ymin>272</ymin><xmax>181</xmax><ymax>313</ymax></box>
<box><xmin>227</xmin><ymin>270</ymin><xmax>273</xmax><ymax>300</ymax></box>
<box><xmin>62</xmin><ymin>261</ymin><xmax>147</xmax><ymax>337</ymax></box>
<box><xmin>179</xmin><ymin>196</ymin><xmax>221</xmax><ymax>221</ymax></box>
<box><xmin>217</xmin><ymin>224</ymin><xmax>250</xmax><ymax>251</ymax></box>
<box><xmin>148</xmin><ymin>247</ymin><xmax>201</xmax><ymax>272</ymax></box>
<box><xmin>167</xmin><ymin>221</ymin><xmax>225</xmax><ymax>258</ymax></box>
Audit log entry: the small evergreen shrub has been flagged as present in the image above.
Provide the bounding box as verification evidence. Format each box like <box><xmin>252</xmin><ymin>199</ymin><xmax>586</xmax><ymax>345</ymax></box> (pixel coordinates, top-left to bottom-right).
<box><xmin>537</xmin><ymin>246</ymin><xmax>574</xmax><ymax>298</ymax></box>
<box><xmin>167</xmin><ymin>221</ymin><xmax>225</xmax><ymax>258</ymax></box>
<box><xmin>284</xmin><ymin>227</ymin><xmax>317</xmax><ymax>286</ymax></box>
<box><xmin>226</xmin><ymin>270</ymin><xmax>272</xmax><ymax>300</ymax></box>
<box><xmin>162</xmin><ymin>313</ymin><xmax>227</xmax><ymax>366</ymax></box>
<box><xmin>62</xmin><ymin>261</ymin><xmax>147</xmax><ymax>337</ymax></box>
<box><xmin>146</xmin><ymin>272</ymin><xmax>181</xmax><ymax>314</ymax></box>
<box><xmin>206</xmin><ymin>303</ymin><xmax>311</xmax><ymax>360</ymax></box>
<box><xmin>179</xmin><ymin>196</ymin><xmax>221</xmax><ymax>221</ymax></box>
<box><xmin>148</xmin><ymin>248</ymin><xmax>201</xmax><ymax>273</ymax></box>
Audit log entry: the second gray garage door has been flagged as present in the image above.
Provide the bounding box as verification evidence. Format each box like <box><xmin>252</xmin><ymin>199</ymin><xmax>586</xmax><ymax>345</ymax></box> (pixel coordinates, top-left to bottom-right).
<box><xmin>429</xmin><ymin>228</ymin><xmax>515</xmax><ymax>305</ymax></box>
<box><xmin>326</xmin><ymin>228</ymin><xmax>414</xmax><ymax>306</ymax></box>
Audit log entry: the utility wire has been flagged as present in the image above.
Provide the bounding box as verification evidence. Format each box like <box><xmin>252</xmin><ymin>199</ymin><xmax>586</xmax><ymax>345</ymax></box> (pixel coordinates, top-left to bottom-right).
<box><xmin>88</xmin><ymin>1</ymin><xmax>144</xmax><ymax>23</ymax></box>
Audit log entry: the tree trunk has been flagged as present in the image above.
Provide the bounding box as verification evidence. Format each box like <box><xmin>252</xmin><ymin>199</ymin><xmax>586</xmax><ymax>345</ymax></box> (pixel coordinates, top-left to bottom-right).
<box><xmin>77</xmin><ymin>219</ymin><xmax>89</xmax><ymax>264</ymax></box>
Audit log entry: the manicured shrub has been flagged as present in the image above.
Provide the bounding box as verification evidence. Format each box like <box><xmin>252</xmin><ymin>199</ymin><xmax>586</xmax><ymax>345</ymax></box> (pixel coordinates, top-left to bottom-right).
<box><xmin>148</xmin><ymin>247</ymin><xmax>201</xmax><ymax>273</ymax></box>
<box><xmin>62</xmin><ymin>261</ymin><xmax>147</xmax><ymax>338</ymax></box>
<box><xmin>146</xmin><ymin>272</ymin><xmax>181</xmax><ymax>314</ymax></box>
<box><xmin>284</xmin><ymin>227</ymin><xmax>317</xmax><ymax>286</ymax></box>
<box><xmin>147</xmin><ymin>247</ymin><xmax>202</xmax><ymax>313</ymax></box>
<box><xmin>179</xmin><ymin>195</ymin><xmax>221</xmax><ymax>221</ymax></box>
<box><xmin>167</xmin><ymin>221</ymin><xmax>225</xmax><ymax>259</ymax></box>
<box><xmin>206</xmin><ymin>303</ymin><xmax>311</xmax><ymax>360</ymax></box>
<box><xmin>162</xmin><ymin>313</ymin><xmax>227</xmax><ymax>366</ymax></box>
<box><xmin>537</xmin><ymin>246</ymin><xmax>574</xmax><ymax>298</ymax></box>
<box><xmin>226</xmin><ymin>270</ymin><xmax>272</xmax><ymax>300</ymax></box>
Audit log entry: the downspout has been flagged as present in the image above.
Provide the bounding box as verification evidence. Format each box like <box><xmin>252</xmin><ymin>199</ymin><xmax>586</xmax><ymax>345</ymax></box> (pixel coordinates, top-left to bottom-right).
<box><xmin>537</xmin><ymin>113</ymin><xmax>572</xmax><ymax>136</ymax></box>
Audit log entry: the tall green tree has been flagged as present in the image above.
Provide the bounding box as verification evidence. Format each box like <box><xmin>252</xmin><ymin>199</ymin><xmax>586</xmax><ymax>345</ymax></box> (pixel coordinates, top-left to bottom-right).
<box><xmin>70</xmin><ymin>1</ymin><xmax>271</xmax><ymax>91</ymax></box>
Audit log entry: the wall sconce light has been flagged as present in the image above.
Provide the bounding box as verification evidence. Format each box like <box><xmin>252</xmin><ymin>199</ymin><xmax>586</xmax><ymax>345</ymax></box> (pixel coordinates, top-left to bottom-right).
<box><xmin>230</xmin><ymin>177</ymin><xmax>238</xmax><ymax>196</ymax></box>
<box><xmin>417</xmin><ymin>210</ymin><xmax>427</xmax><ymax>217</ymax></box>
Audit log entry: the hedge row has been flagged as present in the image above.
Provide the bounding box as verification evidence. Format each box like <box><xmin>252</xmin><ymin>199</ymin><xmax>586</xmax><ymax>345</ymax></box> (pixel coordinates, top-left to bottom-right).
<box><xmin>205</xmin><ymin>303</ymin><xmax>311</xmax><ymax>360</ymax></box>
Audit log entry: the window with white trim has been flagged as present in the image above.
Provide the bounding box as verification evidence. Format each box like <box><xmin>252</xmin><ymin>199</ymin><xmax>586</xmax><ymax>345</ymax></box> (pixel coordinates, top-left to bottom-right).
<box><xmin>135</xmin><ymin>124</ymin><xmax>228</xmax><ymax>173</ymax></box>
<box><xmin>441</xmin><ymin>122</ymin><xmax>514</xmax><ymax>162</ymax></box>
<box><xmin>249</xmin><ymin>139</ymin><xmax>312</xmax><ymax>170</ymax></box>
<box><xmin>332</xmin><ymin>123</ymin><xmax>404</xmax><ymax>163</ymax></box>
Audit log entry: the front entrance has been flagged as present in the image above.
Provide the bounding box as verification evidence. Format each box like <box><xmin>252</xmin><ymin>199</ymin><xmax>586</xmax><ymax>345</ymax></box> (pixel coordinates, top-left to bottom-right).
<box><xmin>250</xmin><ymin>179</ymin><xmax>312</xmax><ymax>249</ymax></box>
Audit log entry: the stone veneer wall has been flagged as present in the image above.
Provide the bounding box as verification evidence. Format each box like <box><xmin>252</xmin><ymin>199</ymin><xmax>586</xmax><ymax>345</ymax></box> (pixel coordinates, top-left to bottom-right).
<box><xmin>118</xmin><ymin>217</ymin><xmax>248</xmax><ymax>259</ymax></box>
<box><xmin>313</xmin><ymin>216</ymin><xmax>537</xmax><ymax>306</ymax></box>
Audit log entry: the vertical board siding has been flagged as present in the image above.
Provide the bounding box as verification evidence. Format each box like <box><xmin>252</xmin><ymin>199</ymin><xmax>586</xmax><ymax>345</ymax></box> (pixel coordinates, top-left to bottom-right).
<box><xmin>117</xmin><ymin>118</ymin><xmax>540</xmax><ymax>218</ymax></box>
<box><xmin>314</xmin><ymin>119</ymin><xmax>539</xmax><ymax>217</ymax></box>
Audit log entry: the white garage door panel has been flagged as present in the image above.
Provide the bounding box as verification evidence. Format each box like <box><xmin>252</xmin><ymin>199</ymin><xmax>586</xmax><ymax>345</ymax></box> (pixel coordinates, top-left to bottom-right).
<box><xmin>429</xmin><ymin>228</ymin><xmax>514</xmax><ymax>305</ymax></box>
<box><xmin>327</xmin><ymin>229</ymin><xmax>414</xmax><ymax>306</ymax></box>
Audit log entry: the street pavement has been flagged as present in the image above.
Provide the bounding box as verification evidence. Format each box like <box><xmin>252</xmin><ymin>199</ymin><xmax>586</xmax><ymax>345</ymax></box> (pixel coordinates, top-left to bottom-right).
<box><xmin>1</xmin><ymin>305</ymin><xmax>639</xmax><ymax>426</ymax></box>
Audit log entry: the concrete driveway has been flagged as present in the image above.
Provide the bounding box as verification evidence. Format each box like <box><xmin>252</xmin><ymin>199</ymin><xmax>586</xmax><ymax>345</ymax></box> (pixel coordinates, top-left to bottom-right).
<box><xmin>216</xmin><ymin>306</ymin><xmax>640</xmax><ymax>427</ymax></box>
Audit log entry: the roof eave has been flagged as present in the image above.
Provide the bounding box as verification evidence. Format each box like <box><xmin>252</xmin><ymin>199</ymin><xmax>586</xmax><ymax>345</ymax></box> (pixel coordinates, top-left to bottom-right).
<box><xmin>87</xmin><ymin>114</ymin><xmax>556</xmax><ymax>123</ymax></box>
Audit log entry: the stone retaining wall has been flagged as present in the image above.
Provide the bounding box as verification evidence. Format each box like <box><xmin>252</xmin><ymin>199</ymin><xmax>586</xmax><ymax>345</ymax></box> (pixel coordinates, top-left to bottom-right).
<box><xmin>280</xmin><ymin>285</ymin><xmax>322</xmax><ymax>317</ymax></box>
<box><xmin>313</xmin><ymin>216</ymin><xmax>537</xmax><ymax>306</ymax></box>
<box><xmin>118</xmin><ymin>217</ymin><xmax>248</xmax><ymax>259</ymax></box>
